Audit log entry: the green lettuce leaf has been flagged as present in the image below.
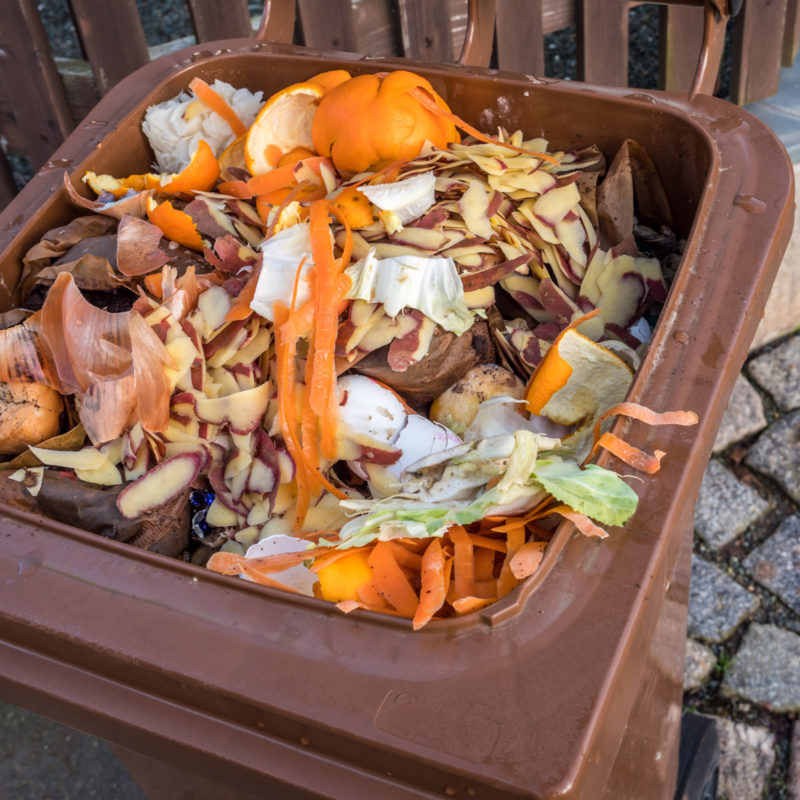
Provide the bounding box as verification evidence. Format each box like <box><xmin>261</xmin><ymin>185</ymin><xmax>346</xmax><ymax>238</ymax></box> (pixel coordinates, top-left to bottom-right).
<box><xmin>532</xmin><ymin>460</ymin><xmax>638</xmax><ymax>526</ymax></box>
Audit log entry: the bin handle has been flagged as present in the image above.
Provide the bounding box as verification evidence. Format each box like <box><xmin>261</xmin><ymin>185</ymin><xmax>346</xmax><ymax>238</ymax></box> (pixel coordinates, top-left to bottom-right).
<box><xmin>255</xmin><ymin>0</ymin><xmax>296</xmax><ymax>44</ymax></box>
<box><xmin>254</xmin><ymin>0</ymin><xmax>738</xmax><ymax>99</ymax></box>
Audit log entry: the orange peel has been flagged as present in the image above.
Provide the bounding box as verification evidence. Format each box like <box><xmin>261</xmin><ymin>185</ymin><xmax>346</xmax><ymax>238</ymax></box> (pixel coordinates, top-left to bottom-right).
<box><xmin>311</xmin><ymin>69</ymin><xmax>459</xmax><ymax>174</ymax></box>
<box><xmin>218</xmin><ymin>134</ymin><xmax>247</xmax><ymax>181</ymax></box>
<box><xmin>158</xmin><ymin>140</ymin><xmax>220</xmax><ymax>193</ymax></box>
<box><xmin>84</xmin><ymin>140</ymin><xmax>220</xmax><ymax>198</ymax></box>
<box><xmin>146</xmin><ymin>197</ymin><xmax>204</xmax><ymax>252</ymax></box>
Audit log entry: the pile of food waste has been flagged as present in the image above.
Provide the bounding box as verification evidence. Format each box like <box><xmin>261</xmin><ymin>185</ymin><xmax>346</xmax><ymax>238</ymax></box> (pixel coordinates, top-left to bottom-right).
<box><xmin>0</xmin><ymin>68</ymin><xmax>697</xmax><ymax>628</ymax></box>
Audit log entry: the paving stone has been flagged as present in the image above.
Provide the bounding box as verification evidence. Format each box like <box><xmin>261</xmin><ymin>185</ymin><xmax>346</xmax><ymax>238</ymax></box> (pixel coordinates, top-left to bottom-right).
<box><xmin>714</xmin><ymin>716</ymin><xmax>776</xmax><ymax>800</ymax></box>
<box><xmin>684</xmin><ymin>638</ymin><xmax>717</xmax><ymax>691</ymax></box>
<box><xmin>694</xmin><ymin>459</ymin><xmax>772</xmax><ymax>549</ymax></box>
<box><xmin>712</xmin><ymin>374</ymin><xmax>768</xmax><ymax>453</ymax></box>
<box><xmin>790</xmin><ymin>722</ymin><xmax>800</xmax><ymax>800</ymax></box>
<box><xmin>748</xmin><ymin>163</ymin><xmax>800</xmax><ymax>352</ymax></box>
<box><xmin>748</xmin><ymin>334</ymin><xmax>800</xmax><ymax>412</ymax></box>
<box><xmin>745</xmin><ymin>411</ymin><xmax>800</xmax><ymax>504</ymax></box>
<box><xmin>688</xmin><ymin>556</ymin><xmax>760</xmax><ymax>643</ymax></box>
<box><xmin>722</xmin><ymin>624</ymin><xmax>800</xmax><ymax>711</ymax></box>
<box><xmin>744</xmin><ymin>515</ymin><xmax>800</xmax><ymax>615</ymax></box>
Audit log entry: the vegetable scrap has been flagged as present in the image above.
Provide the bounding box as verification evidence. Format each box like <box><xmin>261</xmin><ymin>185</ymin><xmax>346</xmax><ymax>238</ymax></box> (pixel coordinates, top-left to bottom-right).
<box><xmin>0</xmin><ymin>68</ymin><xmax>698</xmax><ymax>628</ymax></box>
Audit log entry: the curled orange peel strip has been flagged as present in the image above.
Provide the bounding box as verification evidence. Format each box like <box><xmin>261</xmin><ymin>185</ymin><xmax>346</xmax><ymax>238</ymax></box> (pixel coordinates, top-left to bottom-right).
<box><xmin>407</xmin><ymin>86</ymin><xmax>561</xmax><ymax>165</ymax></box>
<box><xmin>592</xmin><ymin>401</ymin><xmax>699</xmax><ymax>444</ymax></box>
<box><xmin>590</xmin><ymin>431</ymin><xmax>666</xmax><ymax>474</ymax></box>
<box><xmin>549</xmin><ymin>505</ymin><xmax>609</xmax><ymax>539</ymax></box>
<box><xmin>189</xmin><ymin>77</ymin><xmax>247</xmax><ymax>137</ymax></box>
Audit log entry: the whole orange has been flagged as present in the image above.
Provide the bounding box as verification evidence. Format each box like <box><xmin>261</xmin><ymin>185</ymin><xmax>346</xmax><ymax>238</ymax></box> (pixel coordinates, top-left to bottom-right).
<box><xmin>311</xmin><ymin>70</ymin><xmax>458</xmax><ymax>174</ymax></box>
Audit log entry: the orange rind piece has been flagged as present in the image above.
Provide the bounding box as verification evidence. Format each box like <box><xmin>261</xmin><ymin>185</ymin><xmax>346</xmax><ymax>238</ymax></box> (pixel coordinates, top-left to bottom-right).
<box><xmin>330</xmin><ymin>185</ymin><xmax>373</xmax><ymax>228</ymax></box>
<box><xmin>218</xmin><ymin>134</ymin><xmax>248</xmax><ymax>181</ymax></box>
<box><xmin>311</xmin><ymin>69</ymin><xmax>459</xmax><ymax>174</ymax></box>
<box><xmin>158</xmin><ymin>140</ymin><xmax>220</xmax><ymax>193</ymax></box>
<box><xmin>146</xmin><ymin>196</ymin><xmax>204</xmax><ymax>252</ymax></box>
<box><xmin>244</xmin><ymin>70</ymin><xmax>351</xmax><ymax>177</ymax></box>
<box><xmin>525</xmin><ymin>327</ymin><xmax>633</xmax><ymax>425</ymax></box>
<box><xmin>83</xmin><ymin>171</ymin><xmax>162</xmax><ymax>198</ymax></box>
<box><xmin>315</xmin><ymin>550</ymin><xmax>373</xmax><ymax>603</ymax></box>
<box><xmin>245</xmin><ymin>82</ymin><xmax>324</xmax><ymax>176</ymax></box>
<box><xmin>84</xmin><ymin>140</ymin><xmax>220</xmax><ymax>198</ymax></box>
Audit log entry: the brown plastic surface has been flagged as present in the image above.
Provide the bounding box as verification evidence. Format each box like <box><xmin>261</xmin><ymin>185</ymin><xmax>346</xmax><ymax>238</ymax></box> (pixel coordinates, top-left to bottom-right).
<box><xmin>0</xmin><ymin>42</ymin><xmax>794</xmax><ymax>800</ymax></box>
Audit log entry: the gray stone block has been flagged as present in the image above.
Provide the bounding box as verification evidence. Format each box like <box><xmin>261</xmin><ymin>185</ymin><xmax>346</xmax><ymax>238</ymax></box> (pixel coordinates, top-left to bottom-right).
<box><xmin>744</xmin><ymin>515</ymin><xmax>800</xmax><ymax>615</ymax></box>
<box><xmin>722</xmin><ymin>624</ymin><xmax>800</xmax><ymax>711</ymax></box>
<box><xmin>712</xmin><ymin>375</ymin><xmax>767</xmax><ymax>453</ymax></box>
<box><xmin>748</xmin><ymin>334</ymin><xmax>800</xmax><ymax>412</ymax></box>
<box><xmin>747</xmin><ymin>336</ymin><xmax>800</xmax><ymax>411</ymax></box>
<box><xmin>714</xmin><ymin>716</ymin><xmax>776</xmax><ymax>800</ymax></box>
<box><xmin>745</xmin><ymin>411</ymin><xmax>800</xmax><ymax>504</ymax></box>
<box><xmin>684</xmin><ymin>638</ymin><xmax>716</xmax><ymax>692</ymax></box>
<box><xmin>694</xmin><ymin>459</ymin><xmax>772</xmax><ymax>550</ymax></box>
<box><xmin>688</xmin><ymin>556</ymin><xmax>760</xmax><ymax>643</ymax></box>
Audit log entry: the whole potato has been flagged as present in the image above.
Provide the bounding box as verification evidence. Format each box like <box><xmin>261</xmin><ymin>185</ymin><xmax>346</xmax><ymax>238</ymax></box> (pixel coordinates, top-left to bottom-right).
<box><xmin>0</xmin><ymin>381</ymin><xmax>63</xmax><ymax>456</ymax></box>
<box><xmin>430</xmin><ymin>364</ymin><xmax>525</xmax><ymax>436</ymax></box>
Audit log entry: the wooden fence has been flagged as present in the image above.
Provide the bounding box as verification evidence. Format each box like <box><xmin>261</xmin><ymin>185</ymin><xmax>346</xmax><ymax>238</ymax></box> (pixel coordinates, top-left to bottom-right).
<box><xmin>2</xmin><ymin>0</ymin><xmax>799</xmax><ymax>210</ymax></box>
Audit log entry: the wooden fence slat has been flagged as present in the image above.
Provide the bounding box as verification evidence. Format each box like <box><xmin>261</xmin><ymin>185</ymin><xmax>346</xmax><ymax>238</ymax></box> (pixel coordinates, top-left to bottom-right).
<box><xmin>68</xmin><ymin>0</ymin><xmax>150</xmax><ymax>95</ymax></box>
<box><xmin>397</xmin><ymin>0</ymin><xmax>456</xmax><ymax>62</ymax></box>
<box><xmin>346</xmin><ymin>0</ymin><xmax>400</xmax><ymax>59</ymax></box>
<box><xmin>0</xmin><ymin>0</ymin><xmax>75</xmax><ymax>169</ymax></box>
<box><xmin>496</xmin><ymin>0</ymin><xmax>545</xmax><ymax>75</ymax></box>
<box><xmin>0</xmin><ymin>154</ymin><xmax>17</xmax><ymax>211</ymax></box>
<box><xmin>189</xmin><ymin>0</ymin><xmax>253</xmax><ymax>41</ymax></box>
<box><xmin>730</xmin><ymin>0</ymin><xmax>788</xmax><ymax>106</ymax></box>
<box><xmin>296</xmin><ymin>0</ymin><xmax>359</xmax><ymax>52</ymax></box>
<box><xmin>577</xmin><ymin>0</ymin><xmax>630</xmax><ymax>86</ymax></box>
<box><xmin>542</xmin><ymin>0</ymin><xmax>575</xmax><ymax>33</ymax></box>
<box><xmin>782</xmin><ymin>0</ymin><xmax>800</xmax><ymax>65</ymax></box>
<box><xmin>659</xmin><ymin>3</ymin><xmax>705</xmax><ymax>93</ymax></box>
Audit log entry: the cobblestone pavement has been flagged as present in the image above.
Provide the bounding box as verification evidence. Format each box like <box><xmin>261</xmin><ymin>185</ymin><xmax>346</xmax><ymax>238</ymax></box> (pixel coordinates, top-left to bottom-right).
<box><xmin>684</xmin><ymin>330</ymin><xmax>800</xmax><ymax>799</ymax></box>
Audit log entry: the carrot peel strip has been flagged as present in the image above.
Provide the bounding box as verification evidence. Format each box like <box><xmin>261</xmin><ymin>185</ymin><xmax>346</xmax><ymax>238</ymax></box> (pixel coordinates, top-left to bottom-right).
<box><xmin>509</xmin><ymin>541</ymin><xmax>547</xmax><ymax>580</ymax></box>
<box><xmin>407</xmin><ymin>87</ymin><xmax>560</xmax><ymax>165</ymax></box>
<box><xmin>448</xmin><ymin>526</ymin><xmax>476</xmax><ymax>599</ymax></box>
<box><xmin>590</xmin><ymin>431</ymin><xmax>665</xmax><ymax>474</ymax></box>
<box><xmin>412</xmin><ymin>539</ymin><xmax>447</xmax><ymax>630</ymax></box>
<box><xmin>550</xmin><ymin>505</ymin><xmax>609</xmax><ymax>539</ymax></box>
<box><xmin>592</xmin><ymin>401</ymin><xmax>699</xmax><ymax>445</ymax></box>
<box><xmin>367</xmin><ymin>541</ymin><xmax>419</xmax><ymax>618</ymax></box>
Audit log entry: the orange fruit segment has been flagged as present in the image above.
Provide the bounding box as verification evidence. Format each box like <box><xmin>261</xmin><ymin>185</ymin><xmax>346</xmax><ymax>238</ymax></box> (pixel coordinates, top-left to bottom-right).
<box><xmin>146</xmin><ymin>196</ymin><xmax>204</xmax><ymax>252</ymax></box>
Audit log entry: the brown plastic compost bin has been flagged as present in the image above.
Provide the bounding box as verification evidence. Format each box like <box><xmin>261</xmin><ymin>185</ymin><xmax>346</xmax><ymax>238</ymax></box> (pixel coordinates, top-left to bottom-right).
<box><xmin>0</xmin><ymin>39</ymin><xmax>794</xmax><ymax>800</ymax></box>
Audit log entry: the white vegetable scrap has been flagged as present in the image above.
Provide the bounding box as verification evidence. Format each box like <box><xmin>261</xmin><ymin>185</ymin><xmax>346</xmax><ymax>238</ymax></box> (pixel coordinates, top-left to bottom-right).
<box><xmin>358</xmin><ymin>172</ymin><xmax>435</xmax><ymax>226</ymax></box>
<box><xmin>345</xmin><ymin>249</ymin><xmax>476</xmax><ymax>336</ymax></box>
<box><xmin>142</xmin><ymin>79</ymin><xmax>263</xmax><ymax>173</ymax></box>
<box><xmin>250</xmin><ymin>222</ymin><xmax>316</xmax><ymax>322</ymax></box>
